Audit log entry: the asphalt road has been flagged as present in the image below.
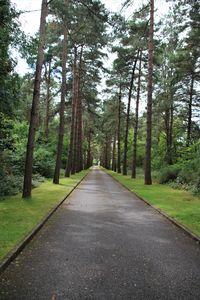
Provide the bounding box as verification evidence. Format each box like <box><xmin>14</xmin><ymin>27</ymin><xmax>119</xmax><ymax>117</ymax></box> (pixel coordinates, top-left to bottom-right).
<box><xmin>0</xmin><ymin>168</ymin><xmax>200</xmax><ymax>300</ymax></box>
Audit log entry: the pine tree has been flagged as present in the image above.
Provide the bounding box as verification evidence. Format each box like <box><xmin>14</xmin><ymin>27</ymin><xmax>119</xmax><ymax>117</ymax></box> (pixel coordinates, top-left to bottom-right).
<box><xmin>144</xmin><ymin>0</ymin><xmax>154</xmax><ymax>185</ymax></box>
<box><xmin>23</xmin><ymin>0</ymin><xmax>48</xmax><ymax>197</ymax></box>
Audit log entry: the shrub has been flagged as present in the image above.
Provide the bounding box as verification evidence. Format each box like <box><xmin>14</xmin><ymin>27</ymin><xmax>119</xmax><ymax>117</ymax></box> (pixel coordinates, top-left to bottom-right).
<box><xmin>32</xmin><ymin>173</ymin><xmax>45</xmax><ymax>188</ymax></box>
<box><xmin>0</xmin><ymin>174</ymin><xmax>23</xmax><ymax>197</ymax></box>
<box><xmin>33</xmin><ymin>147</ymin><xmax>55</xmax><ymax>178</ymax></box>
<box><xmin>158</xmin><ymin>164</ymin><xmax>181</xmax><ymax>184</ymax></box>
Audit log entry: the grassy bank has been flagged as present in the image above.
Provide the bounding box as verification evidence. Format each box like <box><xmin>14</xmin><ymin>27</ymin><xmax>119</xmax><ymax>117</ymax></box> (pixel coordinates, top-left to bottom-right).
<box><xmin>106</xmin><ymin>170</ymin><xmax>200</xmax><ymax>237</ymax></box>
<box><xmin>0</xmin><ymin>170</ymin><xmax>89</xmax><ymax>261</ymax></box>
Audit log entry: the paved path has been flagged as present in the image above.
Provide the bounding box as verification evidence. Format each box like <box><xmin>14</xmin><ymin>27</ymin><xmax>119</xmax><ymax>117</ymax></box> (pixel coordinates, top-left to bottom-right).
<box><xmin>0</xmin><ymin>169</ymin><xmax>200</xmax><ymax>300</ymax></box>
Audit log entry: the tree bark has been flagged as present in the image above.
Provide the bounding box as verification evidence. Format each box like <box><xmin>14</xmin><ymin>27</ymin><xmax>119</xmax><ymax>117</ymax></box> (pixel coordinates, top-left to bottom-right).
<box><xmin>86</xmin><ymin>129</ymin><xmax>92</xmax><ymax>168</ymax></box>
<box><xmin>76</xmin><ymin>45</ymin><xmax>84</xmax><ymax>172</ymax></box>
<box><xmin>117</xmin><ymin>83</ymin><xmax>122</xmax><ymax>173</ymax></box>
<box><xmin>65</xmin><ymin>46</ymin><xmax>78</xmax><ymax>177</ymax></box>
<box><xmin>123</xmin><ymin>53</ymin><xmax>139</xmax><ymax>176</ymax></box>
<box><xmin>53</xmin><ymin>0</ymin><xmax>68</xmax><ymax>184</ymax></box>
<box><xmin>144</xmin><ymin>0</ymin><xmax>154</xmax><ymax>185</ymax></box>
<box><xmin>22</xmin><ymin>0</ymin><xmax>48</xmax><ymax>198</ymax></box>
<box><xmin>169</xmin><ymin>102</ymin><xmax>174</xmax><ymax>163</ymax></box>
<box><xmin>73</xmin><ymin>99</ymin><xmax>78</xmax><ymax>173</ymax></box>
<box><xmin>132</xmin><ymin>50</ymin><xmax>142</xmax><ymax>178</ymax></box>
<box><xmin>164</xmin><ymin>98</ymin><xmax>174</xmax><ymax>165</ymax></box>
<box><xmin>44</xmin><ymin>58</ymin><xmax>51</xmax><ymax>142</ymax></box>
<box><xmin>112</xmin><ymin>132</ymin><xmax>117</xmax><ymax>172</ymax></box>
<box><xmin>71</xmin><ymin>47</ymin><xmax>79</xmax><ymax>175</ymax></box>
<box><xmin>186</xmin><ymin>72</ymin><xmax>194</xmax><ymax>147</ymax></box>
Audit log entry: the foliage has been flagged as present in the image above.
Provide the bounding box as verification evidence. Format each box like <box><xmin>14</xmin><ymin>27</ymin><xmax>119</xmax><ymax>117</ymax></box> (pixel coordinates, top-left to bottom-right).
<box><xmin>156</xmin><ymin>140</ymin><xmax>200</xmax><ymax>194</ymax></box>
<box><xmin>33</xmin><ymin>147</ymin><xmax>55</xmax><ymax>178</ymax></box>
<box><xmin>158</xmin><ymin>164</ymin><xmax>181</xmax><ymax>184</ymax></box>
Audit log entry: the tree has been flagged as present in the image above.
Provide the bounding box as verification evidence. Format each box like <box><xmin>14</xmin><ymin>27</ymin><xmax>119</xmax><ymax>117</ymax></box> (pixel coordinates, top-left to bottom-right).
<box><xmin>76</xmin><ymin>45</ymin><xmax>84</xmax><ymax>172</ymax></box>
<box><xmin>65</xmin><ymin>0</ymin><xmax>108</xmax><ymax>175</ymax></box>
<box><xmin>117</xmin><ymin>83</ymin><xmax>122</xmax><ymax>173</ymax></box>
<box><xmin>44</xmin><ymin>53</ymin><xmax>52</xmax><ymax>142</ymax></box>
<box><xmin>123</xmin><ymin>52</ymin><xmax>138</xmax><ymax>175</ymax></box>
<box><xmin>144</xmin><ymin>0</ymin><xmax>154</xmax><ymax>185</ymax></box>
<box><xmin>132</xmin><ymin>50</ymin><xmax>142</xmax><ymax>178</ymax></box>
<box><xmin>22</xmin><ymin>0</ymin><xmax>48</xmax><ymax>197</ymax></box>
<box><xmin>53</xmin><ymin>0</ymin><xmax>69</xmax><ymax>184</ymax></box>
<box><xmin>65</xmin><ymin>46</ymin><xmax>78</xmax><ymax>177</ymax></box>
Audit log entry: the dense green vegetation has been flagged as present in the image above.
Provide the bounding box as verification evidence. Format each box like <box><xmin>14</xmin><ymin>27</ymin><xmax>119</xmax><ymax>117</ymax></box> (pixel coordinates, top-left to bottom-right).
<box><xmin>0</xmin><ymin>0</ymin><xmax>108</xmax><ymax>197</ymax></box>
<box><xmin>99</xmin><ymin>0</ymin><xmax>200</xmax><ymax>194</ymax></box>
<box><xmin>106</xmin><ymin>170</ymin><xmax>200</xmax><ymax>237</ymax></box>
<box><xmin>0</xmin><ymin>170</ymin><xmax>88</xmax><ymax>260</ymax></box>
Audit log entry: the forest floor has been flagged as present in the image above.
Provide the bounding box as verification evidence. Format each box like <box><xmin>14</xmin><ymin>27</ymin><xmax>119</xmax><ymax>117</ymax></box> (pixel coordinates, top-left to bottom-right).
<box><xmin>0</xmin><ymin>170</ymin><xmax>88</xmax><ymax>261</ymax></box>
<box><xmin>0</xmin><ymin>168</ymin><xmax>200</xmax><ymax>299</ymax></box>
<box><xmin>106</xmin><ymin>169</ymin><xmax>200</xmax><ymax>237</ymax></box>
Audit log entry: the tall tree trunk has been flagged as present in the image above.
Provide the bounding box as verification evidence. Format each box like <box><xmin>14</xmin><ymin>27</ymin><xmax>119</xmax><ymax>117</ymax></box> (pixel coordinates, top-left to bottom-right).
<box><xmin>186</xmin><ymin>72</ymin><xmax>194</xmax><ymax>147</ymax></box>
<box><xmin>86</xmin><ymin>130</ymin><xmax>92</xmax><ymax>168</ymax></box>
<box><xmin>144</xmin><ymin>0</ymin><xmax>154</xmax><ymax>185</ymax></box>
<box><xmin>71</xmin><ymin>47</ymin><xmax>79</xmax><ymax>175</ymax></box>
<box><xmin>44</xmin><ymin>59</ymin><xmax>51</xmax><ymax>142</ymax></box>
<box><xmin>117</xmin><ymin>83</ymin><xmax>122</xmax><ymax>173</ymax></box>
<box><xmin>65</xmin><ymin>46</ymin><xmax>78</xmax><ymax>177</ymax></box>
<box><xmin>123</xmin><ymin>53</ymin><xmax>139</xmax><ymax>176</ymax></box>
<box><xmin>22</xmin><ymin>0</ymin><xmax>48</xmax><ymax>198</ymax></box>
<box><xmin>164</xmin><ymin>104</ymin><xmax>170</xmax><ymax>162</ymax></box>
<box><xmin>112</xmin><ymin>132</ymin><xmax>117</xmax><ymax>172</ymax></box>
<box><xmin>164</xmin><ymin>97</ymin><xmax>174</xmax><ymax>165</ymax></box>
<box><xmin>76</xmin><ymin>46</ymin><xmax>84</xmax><ymax>172</ymax></box>
<box><xmin>132</xmin><ymin>50</ymin><xmax>142</xmax><ymax>178</ymax></box>
<box><xmin>53</xmin><ymin>2</ymin><xmax>68</xmax><ymax>184</ymax></box>
<box><xmin>105</xmin><ymin>136</ymin><xmax>108</xmax><ymax>169</ymax></box>
<box><xmin>168</xmin><ymin>102</ymin><xmax>174</xmax><ymax>164</ymax></box>
<box><xmin>83</xmin><ymin>150</ymin><xmax>87</xmax><ymax>170</ymax></box>
<box><xmin>165</xmin><ymin>102</ymin><xmax>174</xmax><ymax>164</ymax></box>
<box><xmin>73</xmin><ymin>100</ymin><xmax>78</xmax><ymax>173</ymax></box>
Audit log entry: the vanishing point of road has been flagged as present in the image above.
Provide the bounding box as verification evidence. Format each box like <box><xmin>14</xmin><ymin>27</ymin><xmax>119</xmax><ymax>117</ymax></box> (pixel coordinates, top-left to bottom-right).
<box><xmin>0</xmin><ymin>168</ymin><xmax>200</xmax><ymax>299</ymax></box>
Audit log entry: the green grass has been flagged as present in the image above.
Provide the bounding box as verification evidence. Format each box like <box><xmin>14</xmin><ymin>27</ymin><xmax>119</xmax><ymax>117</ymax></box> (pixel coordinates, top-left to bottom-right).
<box><xmin>106</xmin><ymin>170</ymin><xmax>200</xmax><ymax>237</ymax></box>
<box><xmin>0</xmin><ymin>170</ymin><xmax>89</xmax><ymax>261</ymax></box>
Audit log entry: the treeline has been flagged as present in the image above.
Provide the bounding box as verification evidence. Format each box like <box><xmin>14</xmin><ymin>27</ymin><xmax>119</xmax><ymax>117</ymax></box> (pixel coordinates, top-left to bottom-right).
<box><xmin>0</xmin><ymin>0</ymin><xmax>199</xmax><ymax>198</ymax></box>
<box><xmin>0</xmin><ymin>0</ymin><xmax>108</xmax><ymax>197</ymax></box>
<box><xmin>100</xmin><ymin>0</ymin><xmax>200</xmax><ymax>194</ymax></box>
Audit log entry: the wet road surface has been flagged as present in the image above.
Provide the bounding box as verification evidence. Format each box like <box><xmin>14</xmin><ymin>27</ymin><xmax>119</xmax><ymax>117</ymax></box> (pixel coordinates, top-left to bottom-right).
<box><xmin>0</xmin><ymin>168</ymin><xmax>200</xmax><ymax>299</ymax></box>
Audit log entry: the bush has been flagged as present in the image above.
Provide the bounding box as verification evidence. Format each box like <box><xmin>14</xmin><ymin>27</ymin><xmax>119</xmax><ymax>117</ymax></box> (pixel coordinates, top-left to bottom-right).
<box><xmin>0</xmin><ymin>174</ymin><xmax>23</xmax><ymax>197</ymax></box>
<box><xmin>32</xmin><ymin>173</ymin><xmax>45</xmax><ymax>188</ymax></box>
<box><xmin>158</xmin><ymin>164</ymin><xmax>181</xmax><ymax>184</ymax></box>
<box><xmin>33</xmin><ymin>147</ymin><xmax>55</xmax><ymax>178</ymax></box>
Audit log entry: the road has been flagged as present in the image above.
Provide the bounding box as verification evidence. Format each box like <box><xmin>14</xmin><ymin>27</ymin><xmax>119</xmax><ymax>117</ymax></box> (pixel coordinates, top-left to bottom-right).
<box><xmin>0</xmin><ymin>168</ymin><xmax>200</xmax><ymax>299</ymax></box>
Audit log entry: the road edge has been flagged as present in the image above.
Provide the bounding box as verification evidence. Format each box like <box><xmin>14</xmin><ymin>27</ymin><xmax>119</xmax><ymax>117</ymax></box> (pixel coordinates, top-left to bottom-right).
<box><xmin>104</xmin><ymin>170</ymin><xmax>200</xmax><ymax>244</ymax></box>
<box><xmin>0</xmin><ymin>171</ymin><xmax>90</xmax><ymax>274</ymax></box>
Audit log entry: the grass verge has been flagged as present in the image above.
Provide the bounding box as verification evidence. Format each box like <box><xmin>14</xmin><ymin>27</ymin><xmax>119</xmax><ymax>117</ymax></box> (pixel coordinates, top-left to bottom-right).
<box><xmin>106</xmin><ymin>170</ymin><xmax>200</xmax><ymax>237</ymax></box>
<box><xmin>0</xmin><ymin>170</ymin><xmax>89</xmax><ymax>261</ymax></box>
